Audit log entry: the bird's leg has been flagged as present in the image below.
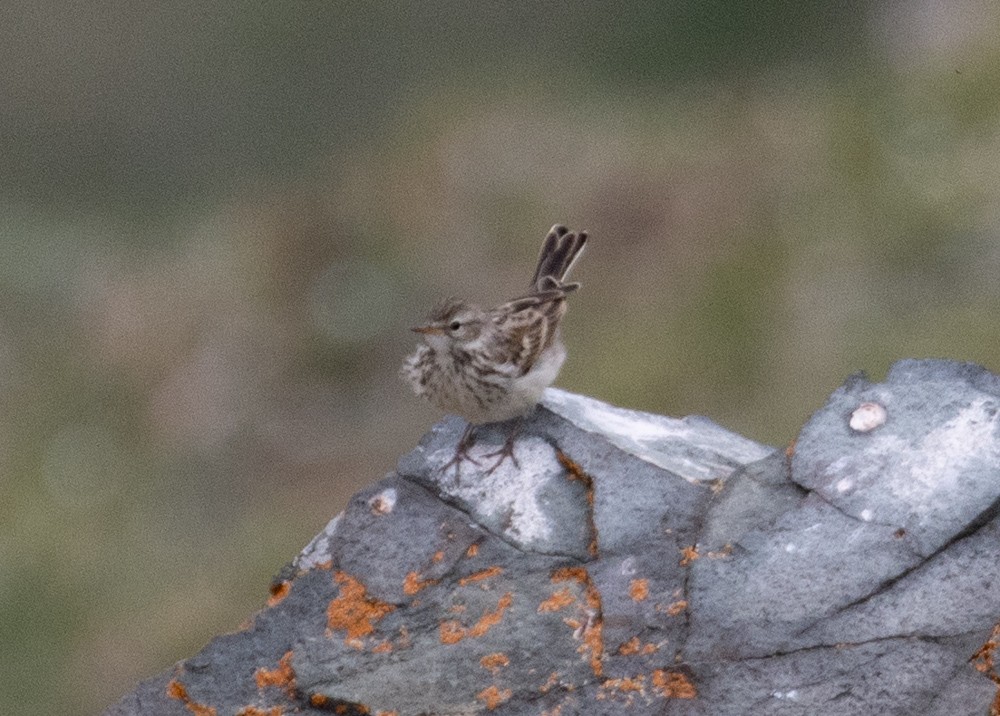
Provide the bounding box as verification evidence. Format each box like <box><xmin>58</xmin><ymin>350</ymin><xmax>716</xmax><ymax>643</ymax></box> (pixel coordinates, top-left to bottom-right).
<box><xmin>483</xmin><ymin>417</ymin><xmax>524</xmax><ymax>474</ymax></box>
<box><xmin>442</xmin><ymin>421</ymin><xmax>480</xmax><ymax>475</ymax></box>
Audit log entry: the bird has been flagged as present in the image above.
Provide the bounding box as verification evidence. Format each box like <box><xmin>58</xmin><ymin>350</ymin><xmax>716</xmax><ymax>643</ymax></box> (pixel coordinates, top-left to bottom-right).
<box><xmin>401</xmin><ymin>224</ymin><xmax>588</xmax><ymax>473</ymax></box>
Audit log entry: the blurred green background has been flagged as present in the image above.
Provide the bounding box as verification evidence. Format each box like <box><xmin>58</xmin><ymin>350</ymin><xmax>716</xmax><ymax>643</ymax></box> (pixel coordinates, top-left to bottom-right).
<box><xmin>4</xmin><ymin>1</ymin><xmax>1000</xmax><ymax>712</ymax></box>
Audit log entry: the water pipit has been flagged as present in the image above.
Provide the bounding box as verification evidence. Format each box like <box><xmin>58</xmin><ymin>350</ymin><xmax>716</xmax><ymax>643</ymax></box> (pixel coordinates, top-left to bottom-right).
<box><xmin>402</xmin><ymin>224</ymin><xmax>587</xmax><ymax>473</ymax></box>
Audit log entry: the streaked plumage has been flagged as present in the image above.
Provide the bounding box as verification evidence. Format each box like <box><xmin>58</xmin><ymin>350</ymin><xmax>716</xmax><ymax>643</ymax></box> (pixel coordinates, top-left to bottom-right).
<box><xmin>401</xmin><ymin>224</ymin><xmax>587</xmax><ymax>471</ymax></box>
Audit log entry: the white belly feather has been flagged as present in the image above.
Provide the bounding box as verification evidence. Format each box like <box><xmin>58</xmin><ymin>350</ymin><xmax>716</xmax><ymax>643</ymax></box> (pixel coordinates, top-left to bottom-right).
<box><xmin>402</xmin><ymin>340</ymin><xmax>567</xmax><ymax>425</ymax></box>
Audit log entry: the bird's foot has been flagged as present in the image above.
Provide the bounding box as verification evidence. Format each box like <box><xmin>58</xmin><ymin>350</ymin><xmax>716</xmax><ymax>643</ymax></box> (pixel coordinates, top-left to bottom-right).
<box><xmin>482</xmin><ymin>441</ymin><xmax>520</xmax><ymax>474</ymax></box>
<box><xmin>482</xmin><ymin>418</ymin><xmax>524</xmax><ymax>474</ymax></box>
<box><xmin>441</xmin><ymin>423</ymin><xmax>481</xmax><ymax>477</ymax></box>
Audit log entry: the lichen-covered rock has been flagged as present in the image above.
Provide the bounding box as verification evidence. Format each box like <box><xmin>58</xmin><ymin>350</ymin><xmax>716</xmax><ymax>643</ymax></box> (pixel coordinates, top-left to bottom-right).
<box><xmin>105</xmin><ymin>360</ymin><xmax>1000</xmax><ymax>716</ymax></box>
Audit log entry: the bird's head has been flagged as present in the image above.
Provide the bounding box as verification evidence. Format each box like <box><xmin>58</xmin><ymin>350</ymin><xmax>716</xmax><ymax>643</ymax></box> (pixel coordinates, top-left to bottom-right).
<box><xmin>411</xmin><ymin>298</ymin><xmax>486</xmax><ymax>349</ymax></box>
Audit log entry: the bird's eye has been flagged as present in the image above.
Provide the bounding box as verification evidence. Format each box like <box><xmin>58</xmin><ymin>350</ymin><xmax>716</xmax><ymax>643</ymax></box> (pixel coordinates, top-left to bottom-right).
<box><xmin>449</xmin><ymin>320</ymin><xmax>461</xmax><ymax>331</ymax></box>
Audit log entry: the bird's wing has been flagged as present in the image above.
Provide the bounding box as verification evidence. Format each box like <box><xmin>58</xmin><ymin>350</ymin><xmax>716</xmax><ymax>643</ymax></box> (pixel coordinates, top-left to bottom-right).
<box><xmin>491</xmin><ymin>290</ymin><xmax>567</xmax><ymax>375</ymax></box>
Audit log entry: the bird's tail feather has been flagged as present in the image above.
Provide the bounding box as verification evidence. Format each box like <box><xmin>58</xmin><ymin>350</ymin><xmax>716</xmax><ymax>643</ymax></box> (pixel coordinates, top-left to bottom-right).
<box><xmin>530</xmin><ymin>224</ymin><xmax>588</xmax><ymax>290</ymax></box>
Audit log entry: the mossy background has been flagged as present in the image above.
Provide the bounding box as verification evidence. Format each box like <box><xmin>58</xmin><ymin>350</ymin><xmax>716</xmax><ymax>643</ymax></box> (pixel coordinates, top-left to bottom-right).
<box><xmin>4</xmin><ymin>2</ymin><xmax>1000</xmax><ymax>712</ymax></box>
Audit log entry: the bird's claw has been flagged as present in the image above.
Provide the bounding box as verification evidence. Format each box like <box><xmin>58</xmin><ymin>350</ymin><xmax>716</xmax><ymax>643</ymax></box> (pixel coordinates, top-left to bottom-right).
<box><xmin>481</xmin><ymin>430</ymin><xmax>521</xmax><ymax>474</ymax></box>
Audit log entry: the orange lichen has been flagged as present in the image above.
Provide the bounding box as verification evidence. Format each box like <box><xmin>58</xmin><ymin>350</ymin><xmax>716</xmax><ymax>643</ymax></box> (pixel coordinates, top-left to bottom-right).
<box><xmin>166</xmin><ymin>678</ymin><xmax>218</xmax><ymax>716</ymax></box>
<box><xmin>707</xmin><ymin>543</ymin><xmax>733</xmax><ymax>559</ymax></box>
<box><xmin>371</xmin><ymin>640</ymin><xmax>393</xmax><ymax>654</ymax></box>
<box><xmin>439</xmin><ymin>621</ymin><xmax>466</xmax><ymax>645</ymax></box>
<box><xmin>470</xmin><ymin>595</ymin><xmax>513</xmax><ymax>637</ymax></box>
<box><xmin>458</xmin><ymin>566</ymin><xmax>503</xmax><ymax>586</ymax></box>
<box><xmin>403</xmin><ymin>571</ymin><xmax>437</xmax><ymax>595</ymax></box>
<box><xmin>476</xmin><ymin>685</ymin><xmax>512</xmax><ymax>710</ymax></box>
<box><xmin>551</xmin><ymin>566</ymin><xmax>588</xmax><ymax>583</ymax></box>
<box><xmin>235</xmin><ymin>708</ymin><xmax>283</xmax><ymax>716</ymax></box>
<box><xmin>432</xmin><ymin>550</ymin><xmax>445</xmax><ymax>563</ymax></box>
<box><xmin>679</xmin><ymin>546</ymin><xmax>700</xmax><ymax>566</ymax></box>
<box><xmin>439</xmin><ymin>593</ymin><xmax>513</xmax><ymax>644</ymax></box>
<box><xmin>167</xmin><ymin>680</ymin><xmax>188</xmax><ymax>701</ymax></box>
<box><xmin>602</xmin><ymin>676</ymin><xmax>644</xmax><ymax>692</ymax></box>
<box><xmin>480</xmin><ymin>652</ymin><xmax>510</xmax><ymax>673</ymax></box>
<box><xmin>971</xmin><ymin>623</ymin><xmax>1000</xmax><ymax>715</ymax></box>
<box><xmin>327</xmin><ymin>572</ymin><xmax>396</xmax><ymax>643</ymax></box>
<box><xmin>972</xmin><ymin>623</ymin><xmax>1000</xmax><ymax>674</ymax></box>
<box><xmin>666</xmin><ymin>600</ymin><xmax>688</xmax><ymax>616</ymax></box>
<box><xmin>618</xmin><ymin>637</ymin><xmax>641</xmax><ymax>655</ymax></box>
<box><xmin>267</xmin><ymin>580</ymin><xmax>292</xmax><ymax>607</ymax></box>
<box><xmin>556</xmin><ymin>451</ymin><xmax>593</xmax><ymax>504</ymax></box>
<box><xmin>538</xmin><ymin>587</ymin><xmax>575</xmax><ymax>613</ymax></box>
<box><xmin>539</xmin><ymin>672</ymin><xmax>561</xmax><ymax>693</ymax></box>
<box><xmin>254</xmin><ymin>651</ymin><xmax>296</xmax><ymax>697</ymax></box>
<box><xmin>552</xmin><ymin>567</ymin><xmax>604</xmax><ymax>677</ymax></box>
<box><xmin>309</xmin><ymin>694</ymin><xmax>329</xmax><ymax>708</ymax></box>
<box><xmin>556</xmin><ymin>450</ymin><xmax>598</xmax><ymax>556</ymax></box>
<box><xmin>466</xmin><ymin>543</ymin><xmax>480</xmax><ymax>558</ymax></box>
<box><xmin>598</xmin><ymin>675</ymin><xmax>649</xmax><ymax>707</ymax></box>
<box><xmin>629</xmin><ymin>579</ymin><xmax>649</xmax><ymax>602</ymax></box>
<box><xmin>642</xmin><ymin>642</ymin><xmax>659</xmax><ymax>655</ymax></box>
<box><xmin>785</xmin><ymin>439</ymin><xmax>796</xmax><ymax>459</ymax></box>
<box><xmin>651</xmin><ymin>669</ymin><xmax>697</xmax><ymax>699</ymax></box>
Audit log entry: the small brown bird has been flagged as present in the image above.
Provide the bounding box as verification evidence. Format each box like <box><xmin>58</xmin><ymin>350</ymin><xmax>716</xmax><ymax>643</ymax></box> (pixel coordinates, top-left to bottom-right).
<box><xmin>401</xmin><ymin>224</ymin><xmax>588</xmax><ymax>472</ymax></box>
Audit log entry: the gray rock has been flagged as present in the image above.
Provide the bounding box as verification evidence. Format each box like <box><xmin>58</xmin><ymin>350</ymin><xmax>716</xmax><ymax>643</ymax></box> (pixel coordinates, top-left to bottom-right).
<box><xmin>105</xmin><ymin>359</ymin><xmax>1000</xmax><ymax>715</ymax></box>
<box><xmin>792</xmin><ymin>360</ymin><xmax>1000</xmax><ymax>557</ymax></box>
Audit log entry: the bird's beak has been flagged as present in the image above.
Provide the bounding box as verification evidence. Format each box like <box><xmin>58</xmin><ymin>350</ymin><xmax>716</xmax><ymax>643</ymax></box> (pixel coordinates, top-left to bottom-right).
<box><xmin>411</xmin><ymin>324</ymin><xmax>445</xmax><ymax>335</ymax></box>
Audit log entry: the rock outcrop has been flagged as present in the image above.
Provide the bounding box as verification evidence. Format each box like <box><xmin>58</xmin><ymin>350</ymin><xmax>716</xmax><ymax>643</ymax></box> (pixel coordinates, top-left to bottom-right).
<box><xmin>106</xmin><ymin>359</ymin><xmax>1000</xmax><ymax>715</ymax></box>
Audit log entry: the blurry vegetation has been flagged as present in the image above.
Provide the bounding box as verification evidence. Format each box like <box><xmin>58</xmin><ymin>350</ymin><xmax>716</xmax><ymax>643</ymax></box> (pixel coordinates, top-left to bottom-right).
<box><xmin>3</xmin><ymin>1</ymin><xmax>1000</xmax><ymax>713</ymax></box>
